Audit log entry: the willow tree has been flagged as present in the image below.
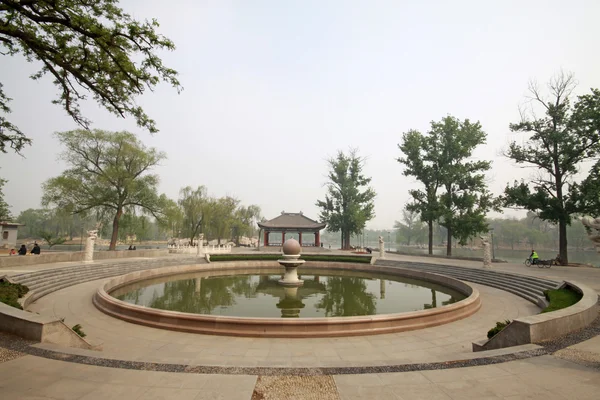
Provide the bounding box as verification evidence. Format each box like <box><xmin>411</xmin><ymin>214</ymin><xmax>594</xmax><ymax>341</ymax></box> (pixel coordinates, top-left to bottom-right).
<box><xmin>0</xmin><ymin>0</ymin><xmax>181</xmax><ymax>153</ymax></box>
<box><xmin>316</xmin><ymin>149</ymin><xmax>376</xmax><ymax>250</ymax></box>
<box><xmin>42</xmin><ymin>129</ymin><xmax>166</xmax><ymax>250</ymax></box>
<box><xmin>503</xmin><ymin>73</ymin><xmax>600</xmax><ymax>264</ymax></box>
<box><xmin>178</xmin><ymin>186</ymin><xmax>209</xmax><ymax>245</ymax></box>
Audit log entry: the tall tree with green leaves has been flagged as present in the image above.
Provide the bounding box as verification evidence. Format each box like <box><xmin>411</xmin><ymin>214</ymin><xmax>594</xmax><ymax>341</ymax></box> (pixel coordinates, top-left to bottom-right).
<box><xmin>316</xmin><ymin>149</ymin><xmax>376</xmax><ymax>250</ymax></box>
<box><xmin>433</xmin><ymin>116</ymin><xmax>497</xmax><ymax>255</ymax></box>
<box><xmin>208</xmin><ymin>196</ymin><xmax>239</xmax><ymax>245</ymax></box>
<box><xmin>42</xmin><ymin>129</ymin><xmax>167</xmax><ymax>250</ymax></box>
<box><xmin>178</xmin><ymin>186</ymin><xmax>209</xmax><ymax>245</ymax></box>
<box><xmin>231</xmin><ymin>205</ymin><xmax>261</xmax><ymax>245</ymax></box>
<box><xmin>503</xmin><ymin>73</ymin><xmax>600</xmax><ymax>264</ymax></box>
<box><xmin>0</xmin><ymin>178</ymin><xmax>12</xmax><ymax>220</ymax></box>
<box><xmin>397</xmin><ymin>130</ymin><xmax>441</xmax><ymax>254</ymax></box>
<box><xmin>0</xmin><ymin>0</ymin><xmax>182</xmax><ymax>153</ymax></box>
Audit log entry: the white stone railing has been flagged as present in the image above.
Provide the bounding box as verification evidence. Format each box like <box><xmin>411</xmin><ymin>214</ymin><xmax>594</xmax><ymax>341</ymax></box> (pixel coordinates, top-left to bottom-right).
<box><xmin>167</xmin><ymin>244</ymin><xmax>232</xmax><ymax>255</ymax></box>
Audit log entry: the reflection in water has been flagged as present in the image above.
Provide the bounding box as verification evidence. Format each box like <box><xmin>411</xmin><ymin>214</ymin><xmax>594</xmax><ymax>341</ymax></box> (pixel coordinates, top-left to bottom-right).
<box><xmin>114</xmin><ymin>270</ymin><xmax>465</xmax><ymax>318</ymax></box>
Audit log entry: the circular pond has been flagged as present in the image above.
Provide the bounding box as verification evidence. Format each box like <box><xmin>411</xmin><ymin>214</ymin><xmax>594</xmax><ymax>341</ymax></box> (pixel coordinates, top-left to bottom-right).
<box><xmin>110</xmin><ymin>268</ymin><xmax>465</xmax><ymax>318</ymax></box>
<box><xmin>94</xmin><ymin>261</ymin><xmax>480</xmax><ymax>337</ymax></box>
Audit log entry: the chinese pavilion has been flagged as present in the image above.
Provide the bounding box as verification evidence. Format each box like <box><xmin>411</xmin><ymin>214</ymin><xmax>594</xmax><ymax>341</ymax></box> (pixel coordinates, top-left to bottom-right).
<box><xmin>258</xmin><ymin>212</ymin><xmax>326</xmax><ymax>247</ymax></box>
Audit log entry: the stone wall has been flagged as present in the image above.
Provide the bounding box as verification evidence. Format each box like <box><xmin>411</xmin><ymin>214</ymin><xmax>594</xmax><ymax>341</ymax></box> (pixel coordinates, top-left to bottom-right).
<box><xmin>0</xmin><ymin>249</ymin><xmax>169</xmax><ymax>268</ymax></box>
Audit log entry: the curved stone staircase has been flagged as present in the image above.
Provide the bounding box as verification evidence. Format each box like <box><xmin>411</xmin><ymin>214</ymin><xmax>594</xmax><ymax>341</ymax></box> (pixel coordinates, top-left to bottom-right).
<box><xmin>375</xmin><ymin>259</ymin><xmax>561</xmax><ymax>307</ymax></box>
<box><xmin>9</xmin><ymin>256</ymin><xmax>205</xmax><ymax>307</ymax></box>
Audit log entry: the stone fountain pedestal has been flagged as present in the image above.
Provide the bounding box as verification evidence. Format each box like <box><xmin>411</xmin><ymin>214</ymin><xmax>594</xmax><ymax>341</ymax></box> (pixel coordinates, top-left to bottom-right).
<box><xmin>278</xmin><ymin>238</ymin><xmax>305</xmax><ymax>287</ymax></box>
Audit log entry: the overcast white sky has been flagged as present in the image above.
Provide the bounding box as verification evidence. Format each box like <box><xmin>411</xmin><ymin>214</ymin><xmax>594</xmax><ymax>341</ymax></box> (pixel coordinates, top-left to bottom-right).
<box><xmin>1</xmin><ymin>0</ymin><xmax>599</xmax><ymax>229</ymax></box>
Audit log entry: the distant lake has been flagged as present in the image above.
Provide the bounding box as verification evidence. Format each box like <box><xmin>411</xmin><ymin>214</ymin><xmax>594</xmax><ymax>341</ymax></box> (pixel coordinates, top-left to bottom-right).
<box><xmin>392</xmin><ymin>246</ymin><xmax>599</xmax><ymax>266</ymax></box>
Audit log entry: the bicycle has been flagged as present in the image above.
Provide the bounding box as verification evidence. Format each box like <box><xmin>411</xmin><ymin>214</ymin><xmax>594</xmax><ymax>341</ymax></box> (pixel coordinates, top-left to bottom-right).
<box><xmin>524</xmin><ymin>257</ymin><xmax>552</xmax><ymax>268</ymax></box>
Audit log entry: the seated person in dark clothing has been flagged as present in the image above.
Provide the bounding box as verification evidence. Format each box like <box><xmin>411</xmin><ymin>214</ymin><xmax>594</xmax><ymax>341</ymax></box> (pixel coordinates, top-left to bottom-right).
<box><xmin>18</xmin><ymin>244</ymin><xmax>27</xmax><ymax>255</ymax></box>
<box><xmin>31</xmin><ymin>243</ymin><xmax>41</xmax><ymax>255</ymax></box>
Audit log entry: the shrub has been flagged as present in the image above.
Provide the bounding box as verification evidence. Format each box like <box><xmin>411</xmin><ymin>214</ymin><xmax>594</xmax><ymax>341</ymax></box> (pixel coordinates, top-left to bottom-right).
<box><xmin>72</xmin><ymin>324</ymin><xmax>86</xmax><ymax>338</ymax></box>
<box><xmin>0</xmin><ymin>281</ymin><xmax>30</xmax><ymax>310</ymax></box>
<box><xmin>487</xmin><ymin>320</ymin><xmax>512</xmax><ymax>339</ymax></box>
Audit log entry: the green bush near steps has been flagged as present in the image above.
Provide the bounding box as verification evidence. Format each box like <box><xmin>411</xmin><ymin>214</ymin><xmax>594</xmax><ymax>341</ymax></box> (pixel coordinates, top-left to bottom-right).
<box><xmin>208</xmin><ymin>254</ymin><xmax>371</xmax><ymax>264</ymax></box>
<box><xmin>487</xmin><ymin>320</ymin><xmax>512</xmax><ymax>339</ymax></box>
<box><xmin>0</xmin><ymin>281</ymin><xmax>30</xmax><ymax>310</ymax></box>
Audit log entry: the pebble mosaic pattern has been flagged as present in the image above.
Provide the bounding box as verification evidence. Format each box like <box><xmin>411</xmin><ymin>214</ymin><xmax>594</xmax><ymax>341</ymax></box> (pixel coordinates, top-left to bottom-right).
<box><xmin>251</xmin><ymin>375</ymin><xmax>340</xmax><ymax>400</ymax></box>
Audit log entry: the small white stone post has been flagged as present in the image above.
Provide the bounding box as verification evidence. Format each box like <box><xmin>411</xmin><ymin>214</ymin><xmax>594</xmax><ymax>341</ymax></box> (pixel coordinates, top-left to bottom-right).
<box><xmin>196</xmin><ymin>234</ymin><xmax>204</xmax><ymax>256</ymax></box>
<box><xmin>481</xmin><ymin>235</ymin><xmax>492</xmax><ymax>269</ymax></box>
<box><xmin>83</xmin><ymin>230</ymin><xmax>98</xmax><ymax>263</ymax></box>
<box><xmin>378</xmin><ymin>236</ymin><xmax>385</xmax><ymax>259</ymax></box>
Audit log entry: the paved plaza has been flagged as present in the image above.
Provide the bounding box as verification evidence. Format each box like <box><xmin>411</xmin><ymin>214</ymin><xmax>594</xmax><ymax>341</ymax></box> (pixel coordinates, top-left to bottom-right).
<box><xmin>1</xmin><ymin>253</ymin><xmax>599</xmax><ymax>399</ymax></box>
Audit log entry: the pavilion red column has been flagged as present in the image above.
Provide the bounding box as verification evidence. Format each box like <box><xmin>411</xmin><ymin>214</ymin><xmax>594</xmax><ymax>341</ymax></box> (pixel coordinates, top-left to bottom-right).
<box><xmin>281</xmin><ymin>231</ymin><xmax>285</xmax><ymax>244</ymax></box>
<box><xmin>264</xmin><ymin>230</ymin><xmax>269</xmax><ymax>246</ymax></box>
<box><xmin>315</xmin><ymin>231</ymin><xmax>321</xmax><ymax>247</ymax></box>
<box><xmin>298</xmin><ymin>232</ymin><xmax>303</xmax><ymax>246</ymax></box>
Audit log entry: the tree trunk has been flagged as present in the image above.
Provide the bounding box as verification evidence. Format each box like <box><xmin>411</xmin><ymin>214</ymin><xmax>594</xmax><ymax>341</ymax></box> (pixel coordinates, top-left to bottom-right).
<box><xmin>428</xmin><ymin>220</ymin><xmax>433</xmax><ymax>255</ymax></box>
<box><xmin>446</xmin><ymin>226</ymin><xmax>452</xmax><ymax>256</ymax></box>
<box><xmin>109</xmin><ymin>207</ymin><xmax>123</xmax><ymax>250</ymax></box>
<box><xmin>559</xmin><ymin>219</ymin><xmax>568</xmax><ymax>265</ymax></box>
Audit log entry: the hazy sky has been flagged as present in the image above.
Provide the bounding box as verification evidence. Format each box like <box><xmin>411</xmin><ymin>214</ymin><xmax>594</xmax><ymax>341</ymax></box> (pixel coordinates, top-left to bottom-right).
<box><xmin>1</xmin><ymin>0</ymin><xmax>599</xmax><ymax>229</ymax></box>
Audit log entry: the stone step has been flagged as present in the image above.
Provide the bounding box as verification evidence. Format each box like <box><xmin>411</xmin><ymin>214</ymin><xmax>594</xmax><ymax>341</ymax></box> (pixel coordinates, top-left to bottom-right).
<box><xmin>391</xmin><ymin>264</ymin><xmax>551</xmax><ymax>296</ymax></box>
<box><xmin>22</xmin><ymin>265</ymin><xmax>156</xmax><ymax>291</ymax></box>
<box><xmin>381</xmin><ymin>260</ymin><xmax>558</xmax><ymax>289</ymax></box>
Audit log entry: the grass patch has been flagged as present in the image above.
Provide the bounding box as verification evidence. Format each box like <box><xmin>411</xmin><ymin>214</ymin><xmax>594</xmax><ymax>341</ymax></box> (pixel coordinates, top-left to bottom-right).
<box><xmin>487</xmin><ymin>320</ymin><xmax>511</xmax><ymax>339</ymax></box>
<box><xmin>0</xmin><ymin>281</ymin><xmax>30</xmax><ymax>310</ymax></box>
<box><xmin>209</xmin><ymin>254</ymin><xmax>371</xmax><ymax>263</ymax></box>
<box><xmin>542</xmin><ymin>288</ymin><xmax>582</xmax><ymax>313</ymax></box>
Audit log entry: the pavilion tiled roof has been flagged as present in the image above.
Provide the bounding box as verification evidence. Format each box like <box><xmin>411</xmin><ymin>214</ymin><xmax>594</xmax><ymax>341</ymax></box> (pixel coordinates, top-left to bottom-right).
<box><xmin>257</xmin><ymin>212</ymin><xmax>326</xmax><ymax>230</ymax></box>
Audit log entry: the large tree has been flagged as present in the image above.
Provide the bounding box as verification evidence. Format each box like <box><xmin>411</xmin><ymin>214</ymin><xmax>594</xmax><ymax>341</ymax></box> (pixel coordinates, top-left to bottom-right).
<box><xmin>316</xmin><ymin>149</ymin><xmax>376</xmax><ymax>250</ymax></box>
<box><xmin>178</xmin><ymin>186</ymin><xmax>209</xmax><ymax>245</ymax></box>
<box><xmin>397</xmin><ymin>129</ymin><xmax>441</xmax><ymax>254</ymax></box>
<box><xmin>0</xmin><ymin>177</ymin><xmax>11</xmax><ymax>220</ymax></box>
<box><xmin>0</xmin><ymin>0</ymin><xmax>181</xmax><ymax>153</ymax></box>
<box><xmin>398</xmin><ymin>117</ymin><xmax>496</xmax><ymax>256</ymax></box>
<box><xmin>42</xmin><ymin>129</ymin><xmax>166</xmax><ymax>250</ymax></box>
<box><xmin>433</xmin><ymin>116</ymin><xmax>497</xmax><ymax>255</ymax></box>
<box><xmin>503</xmin><ymin>73</ymin><xmax>600</xmax><ymax>264</ymax></box>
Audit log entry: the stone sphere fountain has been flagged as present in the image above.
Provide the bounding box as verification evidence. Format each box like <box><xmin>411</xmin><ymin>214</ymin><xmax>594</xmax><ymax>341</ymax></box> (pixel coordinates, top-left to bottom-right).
<box><xmin>278</xmin><ymin>238</ymin><xmax>305</xmax><ymax>286</ymax></box>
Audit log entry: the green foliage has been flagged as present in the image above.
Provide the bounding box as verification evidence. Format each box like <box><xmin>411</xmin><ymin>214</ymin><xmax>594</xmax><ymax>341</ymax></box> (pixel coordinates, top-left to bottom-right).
<box><xmin>0</xmin><ymin>281</ymin><xmax>29</xmax><ymax>309</ymax></box>
<box><xmin>503</xmin><ymin>73</ymin><xmax>600</xmax><ymax>264</ymax></box>
<box><xmin>399</xmin><ymin>116</ymin><xmax>498</xmax><ymax>256</ymax></box>
<box><xmin>38</xmin><ymin>231</ymin><xmax>67</xmax><ymax>248</ymax></box>
<box><xmin>0</xmin><ymin>177</ymin><xmax>11</xmax><ymax>220</ymax></box>
<box><xmin>573</xmin><ymin>159</ymin><xmax>600</xmax><ymax>218</ymax></box>
<box><xmin>542</xmin><ymin>288</ymin><xmax>582</xmax><ymax>313</ymax></box>
<box><xmin>42</xmin><ymin>129</ymin><xmax>167</xmax><ymax>250</ymax></box>
<box><xmin>0</xmin><ymin>0</ymin><xmax>181</xmax><ymax>153</ymax></box>
<box><xmin>397</xmin><ymin>129</ymin><xmax>441</xmax><ymax>254</ymax></box>
<box><xmin>316</xmin><ymin>149</ymin><xmax>376</xmax><ymax>250</ymax></box>
<box><xmin>487</xmin><ymin>320</ymin><xmax>511</xmax><ymax>339</ymax></box>
<box><xmin>178</xmin><ymin>186</ymin><xmax>209</xmax><ymax>244</ymax></box>
<box><xmin>394</xmin><ymin>208</ymin><xmax>427</xmax><ymax>246</ymax></box>
<box><xmin>231</xmin><ymin>205</ymin><xmax>262</xmax><ymax>245</ymax></box>
<box><xmin>208</xmin><ymin>254</ymin><xmax>371</xmax><ymax>263</ymax></box>
<box><xmin>71</xmin><ymin>324</ymin><xmax>86</xmax><ymax>338</ymax></box>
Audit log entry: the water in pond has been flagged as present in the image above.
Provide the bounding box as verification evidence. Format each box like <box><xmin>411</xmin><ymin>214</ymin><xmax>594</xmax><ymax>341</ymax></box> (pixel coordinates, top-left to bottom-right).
<box><xmin>111</xmin><ymin>268</ymin><xmax>466</xmax><ymax>318</ymax></box>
